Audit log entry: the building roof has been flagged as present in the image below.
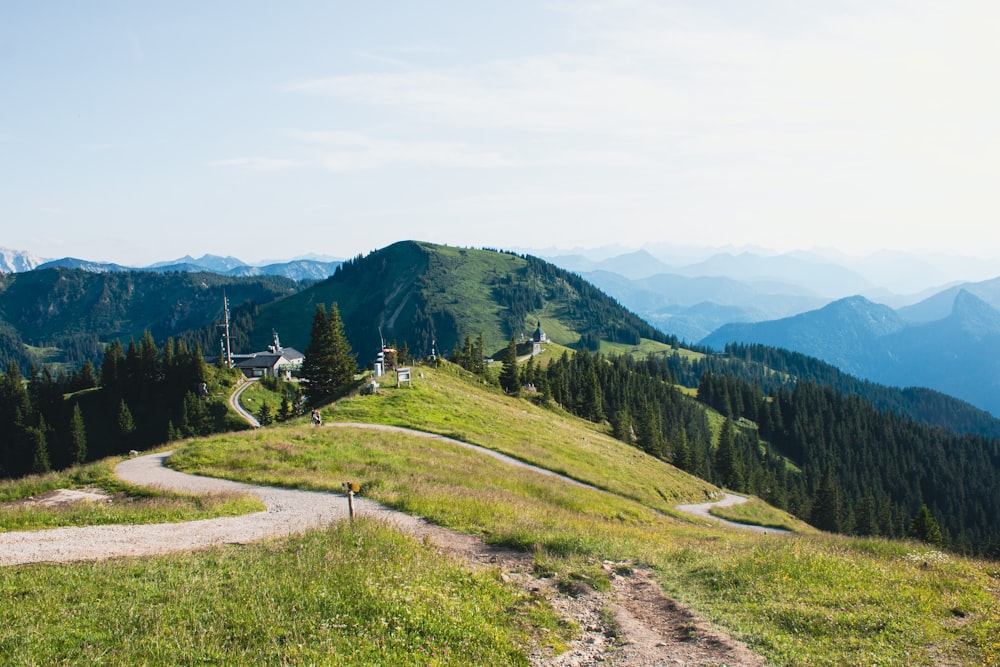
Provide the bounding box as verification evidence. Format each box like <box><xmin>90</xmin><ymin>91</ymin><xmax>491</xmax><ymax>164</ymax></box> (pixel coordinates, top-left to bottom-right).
<box><xmin>227</xmin><ymin>347</ymin><xmax>304</xmax><ymax>370</ymax></box>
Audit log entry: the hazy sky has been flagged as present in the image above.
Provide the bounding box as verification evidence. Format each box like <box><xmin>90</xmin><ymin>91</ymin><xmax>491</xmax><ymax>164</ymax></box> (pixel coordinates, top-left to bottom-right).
<box><xmin>3</xmin><ymin>1</ymin><xmax>999</xmax><ymax>265</ymax></box>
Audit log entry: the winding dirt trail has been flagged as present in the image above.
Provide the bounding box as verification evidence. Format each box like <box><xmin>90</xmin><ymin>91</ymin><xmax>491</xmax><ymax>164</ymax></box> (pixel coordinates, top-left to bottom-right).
<box><xmin>677</xmin><ymin>492</ymin><xmax>791</xmax><ymax>535</ymax></box>
<box><xmin>0</xmin><ymin>427</ymin><xmax>770</xmax><ymax>666</ymax></box>
<box><xmin>228</xmin><ymin>376</ymin><xmax>261</xmax><ymax>428</ymax></box>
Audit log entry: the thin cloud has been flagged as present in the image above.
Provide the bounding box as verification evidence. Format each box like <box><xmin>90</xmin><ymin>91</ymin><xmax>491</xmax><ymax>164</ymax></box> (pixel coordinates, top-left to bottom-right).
<box><xmin>208</xmin><ymin>157</ymin><xmax>297</xmax><ymax>170</ymax></box>
<box><xmin>284</xmin><ymin>130</ymin><xmax>519</xmax><ymax>170</ymax></box>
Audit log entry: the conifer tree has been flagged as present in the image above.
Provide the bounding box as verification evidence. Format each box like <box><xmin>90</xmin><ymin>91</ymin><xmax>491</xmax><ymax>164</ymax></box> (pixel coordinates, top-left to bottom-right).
<box><xmin>69</xmin><ymin>403</ymin><xmax>87</xmax><ymax>464</ymax></box>
<box><xmin>303</xmin><ymin>305</ymin><xmax>335</xmax><ymax>404</ymax></box>
<box><xmin>73</xmin><ymin>361</ymin><xmax>97</xmax><ymax>392</ymax></box>
<box><xmin>327</xmin><ymin>303</ymin><xmax>357</xmax><ymax>389</ymax></box>
<box><xmin>910</xmin><ymin>504</ymin><xmax>944</xmax><ymax>547</ymax></box>
<box><xmin>257</xmin><ymin>401</ymin><xmax>273</xmax><ymax>426</ymax></box>
<box><xmin>29</xmin><ymin>425</ymin><xmax>50</xmax><ymax>474</ymax></box>
<box><xmin>810</xmin><ymin>467</ymin><xmax>843</xmax><ymax>532</ymax></box>
<box><xmin>303</xmin><ymin>303</ymin><xmax>356</xmax><ymax>406</ymax></box>
<box><xmin>117</xmin><ymin>399</ymin><xmax>136</xmax><ymax>439</ymax></box>
<box><xmin>612</xmin><ymin>407</ymin><xmax>633</xmax><ymax>443</ymax></box>
<box><xmin>101</xmin><ymin>340</ymin><xmax>125</xmax><ymax>389</ymax></box>
<box><xmin>279</xmin><ymin>395</ymin><xmax>293</xmax><ymax>422</ymax></box>
<box><xmin>714</xmin><ymin>418</ymin><xmax>744</xmax><ymax>490</ymax></box>
<box><xmin>499</xmin><ymin>337</ymin><xmax>519</xmax><ymax>394</ymax></box>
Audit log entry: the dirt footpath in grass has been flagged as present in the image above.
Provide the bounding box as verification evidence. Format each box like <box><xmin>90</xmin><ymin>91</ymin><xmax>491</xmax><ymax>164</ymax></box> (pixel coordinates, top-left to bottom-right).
<box><xmin>0</xmin><ymin>451</ymin><xmax>766</xmax><ymax>666</ymax></box>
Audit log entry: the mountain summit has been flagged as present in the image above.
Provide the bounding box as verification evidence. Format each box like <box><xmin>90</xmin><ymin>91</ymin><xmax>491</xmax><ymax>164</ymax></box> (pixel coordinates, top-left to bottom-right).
<box><xmin>250</xmin><ymin>241</ymin><xmax>674</xmax><ymax>359</ymax></box>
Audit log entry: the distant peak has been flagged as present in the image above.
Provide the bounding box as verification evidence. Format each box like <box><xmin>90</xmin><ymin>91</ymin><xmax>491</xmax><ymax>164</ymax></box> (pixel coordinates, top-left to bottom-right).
<box><xmin>947</xmin><ymin>289</ymin><xmax>1000</xmax><ymax>337</ymax></box>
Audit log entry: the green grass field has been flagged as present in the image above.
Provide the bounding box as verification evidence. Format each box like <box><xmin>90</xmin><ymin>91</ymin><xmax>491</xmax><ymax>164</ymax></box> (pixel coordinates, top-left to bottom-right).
<box><xmin>0</xmin><ymin>457</ymin><xmax>264</xmax><ymax>532</ymax></box>
<box><xmin>166</xmin><ymin>364</ymin><xmax>1000</xmax><ymax>666</ymax></box>
<box><xmin>0</xmin><ymin>519</ymin><xmax>569</xmax><ymax>666</ymax></box>
<box><xmin>709</xmin><ymin>497</ymin><xmax>814</xmax><ymax>533</ymax></box>
<box><xmin>4</xmin><ymin>362</ymin><xmax>999</xmax><ymax>665</ymax></box>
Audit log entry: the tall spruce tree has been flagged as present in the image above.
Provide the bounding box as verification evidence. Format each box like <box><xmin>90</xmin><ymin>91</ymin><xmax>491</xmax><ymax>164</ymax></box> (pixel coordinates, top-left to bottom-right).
<box><xmin>303</xmin><ymin>303</ymin><xmax>356</xmax><ymax>406</ymax></box>
<box><xmin>714</xmin><ymin>418</ymin><xmax>744</xmax><ymax>490</ymax></box>
<box><xmin>810</xmin><ymin>467</ymin><xmax>843</xmax><ymax>532</ymax></box>
<box><xmin>327</xmin><ymin>303</ymin><xmax>357</xmax><ymax>389</ymax></box>
<box><xmin>28</xmin><ymin>415</ymin><xmax>51</xmax><ymax>474</ymax></box>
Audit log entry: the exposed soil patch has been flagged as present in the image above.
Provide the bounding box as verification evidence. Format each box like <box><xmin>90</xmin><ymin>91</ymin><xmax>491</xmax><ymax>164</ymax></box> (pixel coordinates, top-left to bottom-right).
<box><xmin>4</xmin><ymin>488</ymin><xmax>110</xmax><ymax>508</ymax></box>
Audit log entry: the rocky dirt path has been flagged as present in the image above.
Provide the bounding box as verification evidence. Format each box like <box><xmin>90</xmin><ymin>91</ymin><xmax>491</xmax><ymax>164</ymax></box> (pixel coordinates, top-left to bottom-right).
<box><xmin>0</xmin><ymin>437</ymin><xmax>769</xmax><ymax>665</ymax></box>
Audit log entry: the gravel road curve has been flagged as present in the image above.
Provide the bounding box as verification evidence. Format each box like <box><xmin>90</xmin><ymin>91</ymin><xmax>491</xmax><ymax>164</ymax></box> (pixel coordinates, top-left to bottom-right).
<box><xmin>1</xmin><ymin>427</ymin><xmax>784</xmax><ymax>566</ymax></box>
<box><xmin>676</xmin><ymin>492</ymin><xmax>790</xmax><ymax>534</ymax></box>
<box><xmin>0</xmin><ymin>451</ymin><xmax>427</xmax><ymax>566</ymax></box>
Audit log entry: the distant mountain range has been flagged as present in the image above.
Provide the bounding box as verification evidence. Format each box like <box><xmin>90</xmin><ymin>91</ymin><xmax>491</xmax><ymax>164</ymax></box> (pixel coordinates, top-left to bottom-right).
<box><xmin>701</xmin><ymin>282</ymin><xmax>1000</xmax><ymax>416</ymax></box>
<box><xmin>144</xmin><ymin>256</ymin><xmax>343</xmax><ymax>282</ymax></box>
<box><xmin>0</xmin><ymin>247</ymin><xmax>45</xmax><ymax>272</ymax></box>
<box><xmin>0</xmin><ymin>250</ymin><xmax>343</xmax><ymax>282</ymax></box>
<box><xmin>6</xmin><ymin>241</ymin><xmax>1000</xmax><ymax>416</ymax></box>
<box><xmin>540</xmin><ymin>246</ymin><xmax>997</xmax><ymax>342</ymax></box>
<box><xmin>544</xmin><ymin>249</ymin><xmax>891</xmax><ymax>342</ymax></box>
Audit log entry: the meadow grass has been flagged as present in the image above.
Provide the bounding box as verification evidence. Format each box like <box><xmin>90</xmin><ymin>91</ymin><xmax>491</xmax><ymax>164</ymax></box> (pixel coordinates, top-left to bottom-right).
<box><xmin>709</xmin><ymin>497</ymin><xmax>814</xmax><ymax>533</ymax></box>
<box><xmin>597</xmin><ymin>337</ymin><xmax>675</xmax><ymax>358</ymax></box>
<box><xmin>237</xmin><ymin>378</ymin><xmax>284</xmax><ymax>418</ymax></box>
<box><xmin>321</xmin><ymin>362</ymin><xmax>715</xmax><ymax>512</ymax></box>
<box><xmin>0</xmin><ymin>456</ymin><xmax>264</xmax><ymax>532</ymax></box>
<box><xmin>526</xmin><ymin>304</ymin><xmax>582</xmax><ymax>347</ymax></box>
<box><xmin>163</xmin><ymin>364</ymin><xmax>1000</xmax><ymax>666</ymax></box>
<box><xmin>170</xmin><ymin>422</ymin><xmax>1000</xmax><ymax>666</ymax></box>
<box><xmin>7</xmin><ymin>364</ymin><xmax>999</xmax><ymax>665</ymax></box>
<box><xmin>0</xmin><ymin>518</ymin><xmax>570</xmax><ymax>666</ymax></box>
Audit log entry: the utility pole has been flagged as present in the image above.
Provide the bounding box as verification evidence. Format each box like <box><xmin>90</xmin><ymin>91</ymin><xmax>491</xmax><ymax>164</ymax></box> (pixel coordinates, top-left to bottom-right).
<box><xmin>223</xmin><ymin>291</ymin><xmax>233</xmax><ymax>369</ymax></box>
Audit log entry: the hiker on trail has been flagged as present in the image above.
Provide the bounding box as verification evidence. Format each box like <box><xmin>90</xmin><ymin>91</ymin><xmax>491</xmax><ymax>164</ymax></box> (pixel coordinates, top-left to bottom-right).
<box><xmin>311</xmin><ymin>409</ymin><xmax>322</xmax><ymax>426</ymax></box>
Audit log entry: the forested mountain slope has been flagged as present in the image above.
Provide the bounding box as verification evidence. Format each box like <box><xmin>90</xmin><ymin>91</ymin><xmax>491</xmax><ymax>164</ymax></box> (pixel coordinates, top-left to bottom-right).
<box><xmin>702</xmin><ymin>292</ymin><xmax>1000</xmax><ymax>416</ymax></box>
<box><xmin>248</xmin><ymin>241</ymin><xmax>676</xmax><ymax>363</ymax></box>
<box><xmin>0</xmin><ymin>268</ymin><xmax>301</xmax><ymax>370</ymax></box>
<box><xmin>536</xmin><ymin>348</ymin><xmax>1000</xmax><ymax>553</ymax></box>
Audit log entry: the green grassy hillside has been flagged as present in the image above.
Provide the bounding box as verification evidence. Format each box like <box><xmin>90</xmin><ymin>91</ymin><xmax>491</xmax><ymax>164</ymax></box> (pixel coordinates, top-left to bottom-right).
<box><xmin>164</xmin><ymin>363</ymin><xmax>998</xmax><ymax>666</ymax></box>
<box><xmin>4</xmin><ymin>362</ymin><xmax>998</xmax><ymax>664</ymax></box>
<box><xmin>249</xmin><ymin>241</ymin><xmax>675</xmax><ymax>365</ymax></box>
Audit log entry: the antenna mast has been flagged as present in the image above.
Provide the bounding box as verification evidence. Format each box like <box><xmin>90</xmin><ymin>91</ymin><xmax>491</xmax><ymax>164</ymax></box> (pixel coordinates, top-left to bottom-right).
<box><xmin>223</xmin><ymin>291</ymin><xmax>233</xmax><ymax>368</ymax></box>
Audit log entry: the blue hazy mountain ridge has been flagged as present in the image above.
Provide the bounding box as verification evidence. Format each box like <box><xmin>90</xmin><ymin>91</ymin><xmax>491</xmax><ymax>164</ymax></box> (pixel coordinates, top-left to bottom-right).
<box><xmin>147</xmin><ymin>254</ymin><xmax>248</xmax><ymax>273</ymax></box>
<box><xmin>581</xmin><ymin>269</ymin><xmax>828</xmax><ymax>343</ymax></box>
<box><xmin>23</xmin><ymin>253</ymin><xmax>343</xmax><ymax>282</ymax></box>
<box><xmin>149</xmin><ymin>258</ymin><xmax>342</xmax><ymax>281</ymax></box>
<box><xmin>546</xmin><ymin>249</ymin><xmax>907</xmax><ymax>343</ymax></box>
<box><xmin>35</xmin><ymin>257</ymin><xmax>134</xmax><ymax>273</ymax></box>
<box><xmin>673</xmin><ymin>251</ymin><xmax>874</xmax><ymax>299</ymax></box>
<box><xmin>542</xmin><ymin>249</ymin><xmax>671</xmax><ymax>279</ymax></box>
<box><xmin>701</xmin><ymin>290</ymin><xmax>1000</xmax><ymax>417</ymax></box>
<box><xmin>897</xmin><ymin>276</ymin><xmax>1000</xmax><ymax>323</ymax></box>
<box><xmin>225</xmin><ymin>259</ymin><xmax>343</xmax><ymax>281</ymax></box>
<box><xmin>588</xmin><ymin>249</ymin><xmax>673</xmax><ymax>280</ymax></box>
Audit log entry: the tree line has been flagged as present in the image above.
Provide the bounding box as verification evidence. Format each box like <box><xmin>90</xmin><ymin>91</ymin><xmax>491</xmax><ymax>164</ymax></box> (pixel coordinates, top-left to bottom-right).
<box><xmin>518</xmin><ymin>349</ymin><xmax>999</xmax><ymax>555</ymax></box>
<box><xmin>0</xmin><ymin>332</ymin><xmax>238</xmax><ymax>480</ymax></box>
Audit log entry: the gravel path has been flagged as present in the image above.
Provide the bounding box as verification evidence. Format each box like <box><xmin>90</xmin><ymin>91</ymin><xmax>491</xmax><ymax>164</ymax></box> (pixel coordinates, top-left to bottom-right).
<box><xmin>330</xmin><ymin>422</ymin><xmax>597</xmax><ymax>490</ymax></box>
<box><xmin>676</xmin><ymin>492</ymin><xmax>791</xmax><ymax>534</ymax></box>
<box><xmin>228</xmin><ymin>377</ymin><xmax>261</xmax><ymax>428</ymax></box>
<box><xmin>0</xmin><ymin>427</ymin><xmax>782</xmax><ymax>566</ymax></box>
<box><xmin>0</xmin><ymin>451</ymin><xmax>427</xmax><ymax>566</ymax></box>
<box><xmin>0</xmin><ymin>429</ymin><xmax>770</xmax><ymax>665</ymax></box>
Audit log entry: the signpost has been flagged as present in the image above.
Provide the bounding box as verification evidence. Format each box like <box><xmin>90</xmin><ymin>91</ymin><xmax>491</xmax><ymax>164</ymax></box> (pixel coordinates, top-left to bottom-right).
<box><xmin>341</xmin><ymin>481</ymin><xmax>360</xmax><ymax>521</ymax></box>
